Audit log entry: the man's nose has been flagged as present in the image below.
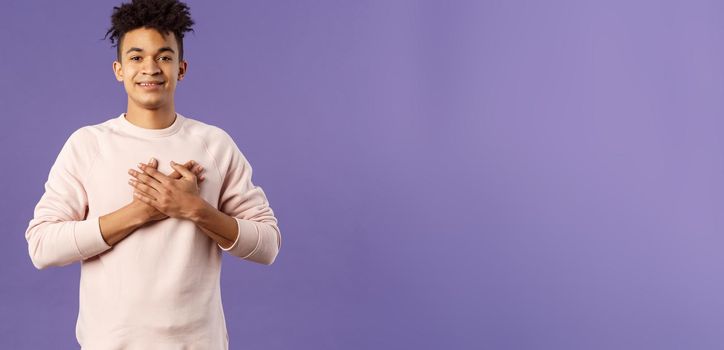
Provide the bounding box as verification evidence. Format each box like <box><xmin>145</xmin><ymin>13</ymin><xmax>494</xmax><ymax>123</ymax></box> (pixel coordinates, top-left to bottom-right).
<box><xmin>142</xmin><ymin>58</ymin><xmax>161</xmax><ymax>74</ymax></box>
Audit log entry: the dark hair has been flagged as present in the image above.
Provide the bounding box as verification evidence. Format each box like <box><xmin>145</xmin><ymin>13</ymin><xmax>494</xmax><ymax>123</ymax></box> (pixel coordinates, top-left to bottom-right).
<box><xmin>103</xmin><ymin>0</ymin><xmax>195</xmax><ymax>62</ymax></box>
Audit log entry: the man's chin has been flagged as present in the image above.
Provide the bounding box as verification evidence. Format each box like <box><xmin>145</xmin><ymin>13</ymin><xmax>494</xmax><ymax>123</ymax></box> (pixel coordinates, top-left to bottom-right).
<box><xmin>132</xmin><ymin>99</ymin><xmax>165</xmax><ymax>110</ymax></box>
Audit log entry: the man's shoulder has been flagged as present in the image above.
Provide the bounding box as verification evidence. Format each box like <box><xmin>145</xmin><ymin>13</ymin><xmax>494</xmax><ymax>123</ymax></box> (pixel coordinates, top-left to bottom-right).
<box><xmin>67</xmin><ymin>114</ymin><xmax>118</xmax><ymax>142</ymax></box>
<box><xmin>66</xmin><ymin>125</ymin><xmax>99</xmax><ymax>148</ymax></box>
<box><xmin>181</xmin><ymin>114</ymin><xmax>235</xmax><ymax>144</ymax></box>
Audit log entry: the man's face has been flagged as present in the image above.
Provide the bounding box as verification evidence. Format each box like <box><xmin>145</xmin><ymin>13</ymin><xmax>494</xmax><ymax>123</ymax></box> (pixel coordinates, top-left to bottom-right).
<box><xmin>112</xmin><ymin>27</ymin><xmax>187</xmax><ymax>111</ymax></box>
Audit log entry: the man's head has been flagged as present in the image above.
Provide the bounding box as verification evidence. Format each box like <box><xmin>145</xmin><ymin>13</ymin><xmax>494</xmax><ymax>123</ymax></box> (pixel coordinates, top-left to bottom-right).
<box><xmin>104</xmin><ymin>0</ymin><xmax>194</xmax><ymax>111</ymax></box>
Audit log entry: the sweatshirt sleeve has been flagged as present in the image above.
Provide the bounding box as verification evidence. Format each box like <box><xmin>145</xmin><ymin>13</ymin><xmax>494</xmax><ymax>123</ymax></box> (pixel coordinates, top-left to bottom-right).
<box><xmin>214</xmin><ymin>130</ymin><xmax>281</xmax><ymax>265</ymax></box>
<box><xmin>25</xmin><ymin>128</ymin><xmax>112</xmax><ymax>270</ymax></box>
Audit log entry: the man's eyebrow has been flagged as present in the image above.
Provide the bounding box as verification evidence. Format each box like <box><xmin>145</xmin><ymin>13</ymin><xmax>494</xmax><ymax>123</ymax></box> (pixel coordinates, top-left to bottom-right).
<box><xmin>125</xmin><ymin>47</ymin><xmax>176</xmax><ymax>55</ymax></box>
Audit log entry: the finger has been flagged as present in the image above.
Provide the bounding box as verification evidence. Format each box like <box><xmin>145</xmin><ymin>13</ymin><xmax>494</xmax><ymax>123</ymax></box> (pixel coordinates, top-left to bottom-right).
<box><xmin>138</xmin><ymin>163</ymin><xmax>171</xmax><ymax>186</ymax></box>
<box><xmin>194</xmin><ymin>168</ymin><xmax>205</xmax><ymax>182</ymax></box>
<box><xmin>193</xmin><ymin>165</ymin><xmax>206</xmax><ymax>182</ymax></box>
<box><xmin>189</xmin><ymin>164</ymin><xmax>205</xmax><ymax>183</ymax></box>
<box><xmin>128</xmin><ymin>169</ymin><xmax>165</xmax><ymax>193</ymax></box>
<box><xmin>170</xmin><ymin>161</ymin><xmax>198</xmax><ymax>181</ymax></box>
<box><xmin>168</xmin><ymin>160</ymin><xmax>195</xmax><ymax>179</ymax></box>
<box><xmin>128</xmin><ymin>178</ymin><xmax>161</xmax><ymax>197</ymax></box>
<box><xmin>191</xmin><ymin>162</ymin><xmax>205</xmax><ymax>182</ymax></box>
<box><xmin>133</xmin><ymin>189</ymin><xmax>158</xmax><ymax>206</ymax></box>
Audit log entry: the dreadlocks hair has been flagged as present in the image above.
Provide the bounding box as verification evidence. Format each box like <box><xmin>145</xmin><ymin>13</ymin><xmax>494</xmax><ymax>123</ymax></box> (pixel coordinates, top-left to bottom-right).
<box><xmin>103</xmin><ymin>0</ymin><xmax>195</xmax><ymax>63</ymax></box>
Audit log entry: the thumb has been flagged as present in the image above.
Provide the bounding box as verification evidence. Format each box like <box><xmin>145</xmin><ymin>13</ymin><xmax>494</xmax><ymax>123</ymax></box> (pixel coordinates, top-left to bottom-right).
<box><xmin>170</xmin><ymin>161</ymin><xmax>196</xmax><ymax>180</ymax></box>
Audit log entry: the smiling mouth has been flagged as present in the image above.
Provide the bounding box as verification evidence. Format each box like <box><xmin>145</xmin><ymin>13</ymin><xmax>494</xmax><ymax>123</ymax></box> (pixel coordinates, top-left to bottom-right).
<box><xmin>137</xmin><ymin>82</ymin><xmax>164</xmax><ymax>86</ymax></box>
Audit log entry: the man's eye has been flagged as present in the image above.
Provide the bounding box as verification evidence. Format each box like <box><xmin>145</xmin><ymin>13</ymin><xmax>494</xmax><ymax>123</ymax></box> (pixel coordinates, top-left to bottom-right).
<box><xmin>129</xmin><ymin>57</ymin><xmax>170</xmax><ymax>61</ymax></box>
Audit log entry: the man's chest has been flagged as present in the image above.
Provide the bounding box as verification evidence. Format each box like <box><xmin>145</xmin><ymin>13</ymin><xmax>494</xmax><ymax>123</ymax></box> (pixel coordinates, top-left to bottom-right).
<box><xmin>84</xmin><ymin>137</ymin><xmax>223</xmax><ymax>216</ymax></box>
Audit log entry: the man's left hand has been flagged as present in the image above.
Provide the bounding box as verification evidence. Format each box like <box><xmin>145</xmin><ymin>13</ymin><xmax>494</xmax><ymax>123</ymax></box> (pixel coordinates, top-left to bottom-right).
<box><xmin>127</xmin><ymin>160</ymin><xmax>204</xmax><ymax>220</ymax></box>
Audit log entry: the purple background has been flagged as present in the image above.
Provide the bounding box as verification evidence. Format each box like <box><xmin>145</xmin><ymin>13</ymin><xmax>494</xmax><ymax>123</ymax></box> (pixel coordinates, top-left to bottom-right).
<box><xmin>2</xmin><ymin>0</ymin><xmax>724</xmax><ymax>348</ymax></box>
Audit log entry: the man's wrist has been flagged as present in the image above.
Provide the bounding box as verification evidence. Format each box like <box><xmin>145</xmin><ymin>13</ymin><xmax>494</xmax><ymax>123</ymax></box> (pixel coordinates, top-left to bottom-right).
<box><xmin>128</xmin><ymin>201</ymin><xmax>155</xmax><ymax>225</ymax></box>
<box><xmin>187</xmin><ymin>196</ymin><xmax>210</xmax><ymax>223</ymax></box>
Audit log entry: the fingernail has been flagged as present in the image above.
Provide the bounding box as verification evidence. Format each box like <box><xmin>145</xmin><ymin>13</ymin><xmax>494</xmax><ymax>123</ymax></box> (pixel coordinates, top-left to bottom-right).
<box><xmin>149</xmin><ymin>157</ymin><xmax>155</xmax><ymax>164</ymax></box>
<box><xmin>170</xmin><ymin>161</ymin><xmax>176</xmax><ymax>165</ymax></box>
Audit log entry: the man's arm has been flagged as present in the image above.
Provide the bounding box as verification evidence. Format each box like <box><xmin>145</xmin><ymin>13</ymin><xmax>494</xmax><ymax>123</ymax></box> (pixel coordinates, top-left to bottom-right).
<box><xmin>189</xmin><ymin>199</ymin><xmax>281</xmax><ymax>266</ymax></box>
<box><xmin>189</xmin><ymin>204</ymin><xmax>236</xmax><ymax>249</ymax></box>
<box><xmin>98</xmin><ymin>201</ymin><xmax>153</xmax><ymax>246</ymax></box>
<box><xmin>205</xmin><ymin>133</ymin><xmax>281</xmax><ymax>265</ymax></box>
<box><xmin>25</xmin><ymin>128</ymin><xmax>113</xmax><ymax>269</ymax></box>
<box><xmin>27</xmin><ymin>133</ymin><xmax>159</xmax><ymax>269</ymax></box>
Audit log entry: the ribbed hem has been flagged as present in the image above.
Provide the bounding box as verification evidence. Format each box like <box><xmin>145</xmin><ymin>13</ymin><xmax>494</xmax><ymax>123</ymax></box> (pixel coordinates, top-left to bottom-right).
<box><xmin>73</xmin><ymin>217</ymin><xmax>112</xmax><ymax>258</ymax></box>
<box><xmin>219</xmin><ymin>218</ymin><xmax>260</xmax><ymax>259</ymax></box>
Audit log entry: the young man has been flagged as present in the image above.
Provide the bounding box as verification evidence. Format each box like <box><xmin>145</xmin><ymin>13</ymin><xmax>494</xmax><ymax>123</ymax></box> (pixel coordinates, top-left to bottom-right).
<box><xmin>24</xmin><ymin>0</ymin><xmax>281</xmax><ymax>348</ymax></box>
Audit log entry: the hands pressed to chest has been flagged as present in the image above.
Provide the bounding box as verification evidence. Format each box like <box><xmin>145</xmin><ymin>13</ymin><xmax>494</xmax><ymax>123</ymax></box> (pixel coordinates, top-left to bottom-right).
<box><xmin>126</xmin><ymin>157</ymin><xmax>240</xmax><ymax>250</ymax></box>
<box><xmin>127</xmin><ymin>157</ymin><xmax>207</xmax><ymax>222</ymax></box>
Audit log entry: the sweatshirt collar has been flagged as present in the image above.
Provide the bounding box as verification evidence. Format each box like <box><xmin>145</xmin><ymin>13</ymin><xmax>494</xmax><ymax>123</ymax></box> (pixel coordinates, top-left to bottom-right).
<box><xmin>117</xmin><ymin>112</ymin><xmax>185</xmax><ymax>138</ymax></box>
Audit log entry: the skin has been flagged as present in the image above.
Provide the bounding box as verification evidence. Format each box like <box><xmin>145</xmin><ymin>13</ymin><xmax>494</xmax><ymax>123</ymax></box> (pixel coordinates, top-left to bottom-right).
<box><xmin>131</xmin><ymin>158</ymin><xmax>205</xmax><ymax>222</ymax></box>
<box><xmin>99</xmin><ymin>27</ymin><xmax>244</xmax><ymax>255</ymax></box>
<box><xmin>112</xmin><ymin>26</ymin><xmax>186</xmax><ymax>129</ymax></box>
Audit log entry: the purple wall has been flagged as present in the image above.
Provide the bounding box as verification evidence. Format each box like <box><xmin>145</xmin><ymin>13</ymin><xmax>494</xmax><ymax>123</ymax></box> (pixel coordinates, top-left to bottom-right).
<box><xmin>2</xmin><ymin>0</ymin><xmax>724</xmax><ymax>348</ymax></box>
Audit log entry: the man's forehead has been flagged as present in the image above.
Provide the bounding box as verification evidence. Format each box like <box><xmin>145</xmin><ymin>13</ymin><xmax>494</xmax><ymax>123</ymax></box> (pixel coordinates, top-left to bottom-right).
<box><xmin>124</xmin><ymin>46</ymin><xmax>176</xmax><ymax>55</ymax></box>
<box><xmin>122</xmin><ymin>28</ymin><xmax>177</xmax><ymax>51</ymax></box>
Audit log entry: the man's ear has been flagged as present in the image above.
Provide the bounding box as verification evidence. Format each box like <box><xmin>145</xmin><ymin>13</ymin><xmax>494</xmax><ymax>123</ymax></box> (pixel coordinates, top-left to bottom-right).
<box><xmin>178</xmin><ymin>60</ymin><xmax>188</xmax><ymax>81</ymax></box>
<box><xmin>112</xmin><ymin>60</ymin><xmax>123</xmax><ymax>82</ymax></box>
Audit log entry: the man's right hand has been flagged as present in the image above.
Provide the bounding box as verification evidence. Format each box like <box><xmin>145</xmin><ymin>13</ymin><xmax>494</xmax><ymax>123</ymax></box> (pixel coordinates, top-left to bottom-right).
<box><xmin>132</xmin><ymin>158</ymin><xmax>206</xmax><ymax>223</ymax></box>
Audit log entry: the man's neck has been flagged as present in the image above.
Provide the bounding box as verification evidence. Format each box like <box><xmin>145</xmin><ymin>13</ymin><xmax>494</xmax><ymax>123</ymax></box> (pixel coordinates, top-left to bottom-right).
<box><xmin>124</xmin><ymin>104</ymin><xmax>177</xmax><ymax>130</ymax></box>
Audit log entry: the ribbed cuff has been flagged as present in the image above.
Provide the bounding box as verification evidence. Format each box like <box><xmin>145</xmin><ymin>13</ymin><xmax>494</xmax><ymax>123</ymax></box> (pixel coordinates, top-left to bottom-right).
<box><xmin>219</xmin><ymin>218</ymin><xmax>260</xmax><ymax>259</ymax></box>
<box><xmin>73</xmin><ymin>217</ymin><xmax>112</xmax><ymax>259</ymax></box>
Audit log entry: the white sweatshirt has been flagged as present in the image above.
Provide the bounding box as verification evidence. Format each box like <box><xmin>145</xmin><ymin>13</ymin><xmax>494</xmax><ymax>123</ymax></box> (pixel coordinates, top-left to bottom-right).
<box><xmin>25</xmin><ymin>112</ymin><xmax>281</xmax><ymax>349</ymax></box>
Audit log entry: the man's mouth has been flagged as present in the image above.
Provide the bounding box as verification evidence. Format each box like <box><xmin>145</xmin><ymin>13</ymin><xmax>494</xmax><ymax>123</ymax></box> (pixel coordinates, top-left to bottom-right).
<box><xmin>137</xmin><ymin>82</ymin><xmax>164</xmax><ymax>86</ymax></box>
<box><xmin>137</xmin><ymin>81</ymin><xmax>164</xmax><ymax>90</ymax></box>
